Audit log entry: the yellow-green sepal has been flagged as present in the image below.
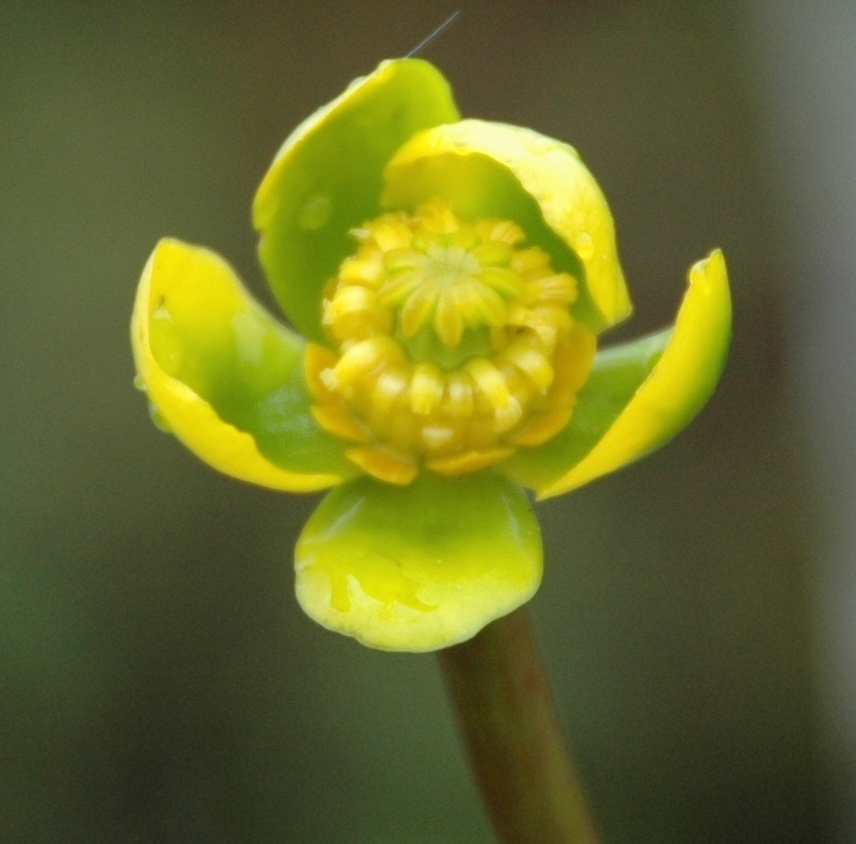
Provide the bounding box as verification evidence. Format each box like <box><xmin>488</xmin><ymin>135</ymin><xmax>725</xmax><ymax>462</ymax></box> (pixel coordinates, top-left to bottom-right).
<box><xmin>503</xmin><ymin>249</ymin><xmax>731</xmax><ymax>497</ymax></box>
<box><xmin>131</xmin><ymin>238</ymin><xmax>354</xmax><ymax>491</ymax></box>
<box><xmin>383</xmin><ymin>119</ymin><xmax>631</xmax><ymax>333</ymax></box>
<box><xmin>295</xmin><ymin>471</ymin><xmax>543</xmax><ymax>652</ymax></box>
<box><xmin>253</xmin><ymin>59</ymin><xmax>460</xmax><ymax>342</ymax></box>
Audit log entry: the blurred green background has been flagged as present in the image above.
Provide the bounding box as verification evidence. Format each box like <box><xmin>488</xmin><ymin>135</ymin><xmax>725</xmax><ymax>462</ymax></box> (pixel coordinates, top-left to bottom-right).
<box><xmin>0</xmin><ymin>1</ymin><xmax>839</xmax><ymax>841</ymax></box>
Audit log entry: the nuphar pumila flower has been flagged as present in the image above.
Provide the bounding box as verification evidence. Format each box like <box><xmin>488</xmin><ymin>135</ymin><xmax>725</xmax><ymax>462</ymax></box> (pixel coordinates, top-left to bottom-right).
<box><xmin>131</xmin><ymin>60</ymin><xmax>731</xmax><ymax>652</ymax></box>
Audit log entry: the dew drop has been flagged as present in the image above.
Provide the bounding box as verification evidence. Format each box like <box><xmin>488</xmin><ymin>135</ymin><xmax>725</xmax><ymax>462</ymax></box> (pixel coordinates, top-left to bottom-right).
<box><xmin>148</xmin><ymin>401</ymin><xmax>172</xmax><ymax>433</ymax></box>
<box><xmin>133</xmin><ymin>374</ymin><xmax>145</xmax><ymax>391</ymax></box>
<box><xmin>574</xmin><ymin>232</ymin><xmax>594</xmax><ymax>260</ymax></box>
<box><xmin>298</xmin><ymin>192</ymin><xmax>332</xmax><ymax>231</ymax></box>
<box><xmin>152</xmin><ymin>301</ymin><xmax>171</xmax><ymax>321</ymax></box>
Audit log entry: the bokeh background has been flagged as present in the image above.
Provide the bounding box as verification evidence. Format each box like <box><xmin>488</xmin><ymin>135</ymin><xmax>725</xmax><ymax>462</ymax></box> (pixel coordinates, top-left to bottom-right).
<box><xmin>2</xmin><ymin>1</ymin><xmax>852</xmax><ymax>841</ymax></box>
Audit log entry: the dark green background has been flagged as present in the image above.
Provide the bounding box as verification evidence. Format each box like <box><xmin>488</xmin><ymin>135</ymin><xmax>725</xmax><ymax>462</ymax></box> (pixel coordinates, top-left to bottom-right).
<box><xmin>0</xmin><ymin>2</ymin><xmax>827</xmax><ymax>842</ymax></box>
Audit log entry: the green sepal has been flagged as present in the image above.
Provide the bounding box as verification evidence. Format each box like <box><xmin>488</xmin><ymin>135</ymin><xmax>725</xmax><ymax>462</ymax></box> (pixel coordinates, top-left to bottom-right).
<box><xmin>253</xmin><ymin>59</ymin><xmax>460</xmax><ymax>342</ymax></box>
<box><xmin>503</xmin><ymin>249</ymin><xmax>731</xmax><ymax>497</ymax></box>
<box><xmin>383</xmin><ymin>119</ymin><xmax>631</xmax><ymax>333</ymax></box>
<box><xmin>502</xmin><ymin>328</ymin><xmax>672</xmax><ymax>492</ymax></box>
<box><xmin>133</xmin><ymin>239</ymin><xmax>354</xmax><ymax>489</ymax></box>
<box><xmin>295</xmin><ymin>471</ymin><xmax>543</xmax><ymax>652</ymax></box>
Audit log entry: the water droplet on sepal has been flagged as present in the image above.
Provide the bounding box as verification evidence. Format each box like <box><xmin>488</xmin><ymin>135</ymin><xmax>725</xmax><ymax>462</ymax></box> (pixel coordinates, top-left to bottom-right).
<box><xmin>148</xmin><ymin>402</ymin><xmax>173</xmax><ymax>433</ymax></box>
<box><xmin>574</xmin><ymin>232</ymin><xmax>594</xmax><ymax>260</ymax></box>
<box><xmin>298</xmin><ymin>193</ymin><xmax>332</xmax><ymax>231</ymax></box>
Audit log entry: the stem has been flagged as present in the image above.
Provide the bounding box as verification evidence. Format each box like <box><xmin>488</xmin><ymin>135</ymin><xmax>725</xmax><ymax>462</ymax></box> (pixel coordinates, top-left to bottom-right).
<box><xmin>438</xmin><ymin>607</ymin><xmax>600</xmax><ymax>844</ymax></box>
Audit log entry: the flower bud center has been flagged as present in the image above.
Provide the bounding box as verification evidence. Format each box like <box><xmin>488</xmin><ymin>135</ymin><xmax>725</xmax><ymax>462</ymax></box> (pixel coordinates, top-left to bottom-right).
<box><xmin>306</xmin><ymin>200</ymin><xmax>595</xmax><ymax>485</ymax></box>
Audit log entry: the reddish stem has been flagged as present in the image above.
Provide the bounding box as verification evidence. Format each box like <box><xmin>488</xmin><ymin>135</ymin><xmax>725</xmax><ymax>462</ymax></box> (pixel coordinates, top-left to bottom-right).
<box><xmin>438</xmin><ymin>607</ymin><xmax>601</xmax><ymax>844</ymax></box>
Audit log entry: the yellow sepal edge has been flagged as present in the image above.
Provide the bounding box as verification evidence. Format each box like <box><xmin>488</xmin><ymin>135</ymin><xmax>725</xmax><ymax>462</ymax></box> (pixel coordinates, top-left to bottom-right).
<box><xmin>538</xmin><ymin>249</ymin><xmax>731</xmax><ymax>499</ymax></box>
<box><xmin>131</xmin><ymin>239</ymin><xmax>342</xmax><ymax>492</ymax></box>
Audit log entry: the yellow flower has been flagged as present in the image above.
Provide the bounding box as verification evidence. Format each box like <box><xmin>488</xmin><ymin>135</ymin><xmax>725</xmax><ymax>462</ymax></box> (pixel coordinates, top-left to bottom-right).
<box><xmin>131</xmin><ymin>60</ymin><xmax>731</xmax><ymax>652</ymax></box>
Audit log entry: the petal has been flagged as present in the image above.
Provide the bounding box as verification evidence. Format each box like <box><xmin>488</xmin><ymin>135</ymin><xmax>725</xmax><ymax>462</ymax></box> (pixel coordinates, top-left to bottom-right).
<box><xmin>503</xmin><ymin>250</ymin><xmax>731</xmax><ymax>498</ymax></box>
<box><xmin>131</xmin><ymin>239</ymin><xmax>354</xmax><ymax>491</ymax></box>
<box><xmin>383</xmin><ymin>119</ymin><xmax>631</xmax><ymax>332</ymax></box>
<box><xmin>295</xmin><ymin>472</ymin><xmax>542</xmax><ymax>652</ymax></box>
<box><xmin>253</xmin><ymin>59</ymin><xmax>460</xmax><ymax>342</ymax></box>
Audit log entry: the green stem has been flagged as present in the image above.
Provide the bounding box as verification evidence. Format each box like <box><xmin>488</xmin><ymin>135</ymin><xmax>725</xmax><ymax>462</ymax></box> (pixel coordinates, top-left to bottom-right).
<box><xmin>438</xmin><ymin>607</ymin><xmax>600</xmax><ymax>844</ymax></box>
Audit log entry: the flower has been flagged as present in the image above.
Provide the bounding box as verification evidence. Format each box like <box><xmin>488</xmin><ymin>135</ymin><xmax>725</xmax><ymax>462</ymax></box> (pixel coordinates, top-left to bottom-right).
<box><xmin>131</xmin><ymin>59</ymin><xmax>731</xmax><ymax>652</ymax></box>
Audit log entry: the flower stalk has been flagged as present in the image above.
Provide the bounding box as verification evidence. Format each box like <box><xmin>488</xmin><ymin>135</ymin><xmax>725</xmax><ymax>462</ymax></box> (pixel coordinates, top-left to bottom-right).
<box><xmin>439</xmin><ymin>607</ymin><xmax>600</xmax><ymax>844</ymax></box>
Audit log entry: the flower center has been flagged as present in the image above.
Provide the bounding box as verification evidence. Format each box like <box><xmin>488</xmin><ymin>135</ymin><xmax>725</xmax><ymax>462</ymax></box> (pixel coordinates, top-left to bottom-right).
<box><xmin>306</xmin><ymin>199</ymin><xmax>596</xmax><ymax>485</ymax></box>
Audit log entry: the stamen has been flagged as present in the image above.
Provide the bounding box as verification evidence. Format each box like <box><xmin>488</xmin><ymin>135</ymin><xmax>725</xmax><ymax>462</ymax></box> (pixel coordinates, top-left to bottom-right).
<box><xmin>525</xmin><ymin>273</ymin><xmax>578</xmax><ymax>304</ymax></box>
<box><xmin>512</xmin><ymin>246</ymin><xmax>552</xmax><ymax>274</ymax></box>
<box><xmin>308</xmin><ymin>198</ymin><xmax>595</xmax><ymax>483</ymax></box>
<box><xmin>333</xmin><ymin>336</ymin><xmax>402</xmax><ymax>386</ymax></box>
<box><xmin>421</xmin><ymin>424</ymin><xmax>458</xmax><ymax>452</ymax></box>
<box><xmin>444</xmin><ymin>371</ymin><xmax>475</xmax><ymax>417</ymax></box>
<box><xmin>338</xmin><ymin>253</ymin><xmax>383</xmax><ymax>286</ymax></box>
<box><xmin>494</xmin><ymin>397</ymin><xmax>524</xmax><ymax>432</ymax></box>
<box><xmin>502</xmin><ymin>340</ymin><xmax>555</xmax><ymax>391</ymax></box>
<box><xmin>326</xmin><ymin>285</ymin><xmax>383</xmax><ymax>328</ymax></box>
<box><xmin>371</xmin><ymin>365</ymin><xmax>410</xmax><ymax>413</ymax></box>
<box><xmin>465</xmin><ymin>358</ymin><xmax>512</xmax><ymax>410</ymax></box>
<box><xmin>474</xmin><ymin>219</ymin><xmax>525</xmax><ymax>245</ymax></box>
<box><xmin>410</xmin><ymin>362</ymin><xmax>444</xmax><ymax>415</ymax></box>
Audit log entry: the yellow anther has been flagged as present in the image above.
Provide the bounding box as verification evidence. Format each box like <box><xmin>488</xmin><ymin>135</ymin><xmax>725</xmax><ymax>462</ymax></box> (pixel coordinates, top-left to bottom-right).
<box><xmin>370</xmin><ymin>365</ymin><xmax>410</xmax><ymax>413</ymax></box>
<box><xmin>318</xmin><ymin>367</ymin><xmax>341</xmax><ymax>394</ymax></box>
<box><xmin>410</xmin><ymin>362</ymin><xmax>444</xmax><ymax>415</ymax></box>
<box><xmin>465</xmin><ymin>358</ymin><xmax>512</xmax><ymax>410</ymax></box>
<box><xmin>507</xmin><ymin>303</ymin><xmax>570</xmax><ymax>347</ymax></box>
<box><xmin>444</xmin><ymin>372</ymin><xmax>475</xmax><ymax>417</ymax></box>
<box><xmin>369</xmin><ymin>218</ymin><xmax>413</xmax><ymax>252</ymax></box>
<box><xmin>494</xmin><ymin>396</ymin><xmax>523</xmax><ymax>432</ymax></box>
<box><xmin>304</xmin><ymin>343</ymin><xmax>339</xmax><ymax>401</ymax></box>
<box><xmin>324</xmin><ymin>286</ymin><xmax>391</xmax><ymax>341</ymax></box>
<box><xmin>474</xmin><ymin>219</ymin><xmax>525</xmax><ymax>245</ymax></box>
<box><xmin>328</xmin><ymin>285</ymin><xmax>376</xmax><ymax>318</ymax></box>
<box><xmin>338</xmin><ymin>252</ymin><xmax>383</xmax><ymax>286</ymax></box>
<box><xmin>525</xmin><ymin>273</ymin><xmax>578</xmax><ymax>304</ymax></box>
<box><xmin>502</xmin><ymin>340</ymin><xmax>555</xmax><ymax>392</ymax></box>
<box><xmin>421</xmin><ymin>424</ymin><xmax>458</xmax><ymax>453</ymax></box>
<box><xmin>333</xmin><ymin>335</ymin><xmax>402</xmax><ymax>386</ymax></box>
<box><xmin>511</xmin><ymin>246</ymin><xmax>551</xmax><ymax>274</ymax></box>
